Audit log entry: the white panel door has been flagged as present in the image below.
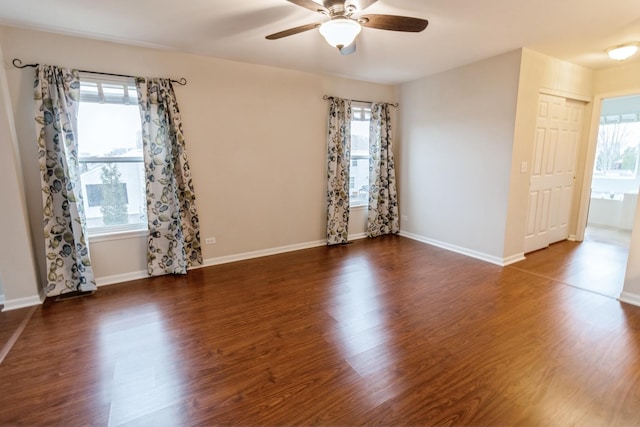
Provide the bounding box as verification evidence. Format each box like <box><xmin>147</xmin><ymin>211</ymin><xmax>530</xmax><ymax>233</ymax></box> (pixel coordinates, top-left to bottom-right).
<box><xmin>524</xmin><ymin>94</ymin><xmax>584</xmax><ymax>254</ymax></box>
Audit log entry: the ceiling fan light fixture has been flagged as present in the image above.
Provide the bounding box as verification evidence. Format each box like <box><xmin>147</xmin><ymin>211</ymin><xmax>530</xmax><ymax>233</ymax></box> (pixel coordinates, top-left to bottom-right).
<box><xmin>606</xmin><ymin>43</ymin><xmax>639</xmax><ymax>61</ymax></box>
<box><xmin>319</xmin><ymin>18</ymin><xmax>361</xmax><ymax>49</ymax></box>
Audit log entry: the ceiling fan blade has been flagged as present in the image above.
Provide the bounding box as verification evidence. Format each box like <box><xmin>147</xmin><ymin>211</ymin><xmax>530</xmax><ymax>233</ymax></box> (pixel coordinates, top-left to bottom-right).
<box><xmin>339</xmin><ymin>41</ymin><xmax>357</xmax><ymax>55</ymax></box>
<box><xmin>286</xmin><ymin>0</ymin><xmax>328</xmax><ymax>13</ymax></box>
<box><xmin>360</xmin><ymin>14</ymin><xmax>428</xmax><ymax>32</ymax></box>
<box><xmin>266</xmin><ymin>22</ymin><xmax>321</xmax><ymax>40</ymax></box>
<box><xmin>347</xmin><ymin>0</ymin><xmax>378</xmax><ymax>11</ymax></box>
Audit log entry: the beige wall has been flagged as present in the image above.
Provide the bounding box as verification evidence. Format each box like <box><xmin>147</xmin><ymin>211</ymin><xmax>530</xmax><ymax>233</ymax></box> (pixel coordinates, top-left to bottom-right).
<box><xmin>397</xmin><ymin>50</ymin><xmax>522</xmax><ymax>263</ymax></box>
<box><xmin>397</xmin><ymin>48</ymin><xmax>597</xmax><ymax>265</ymax></box>
<box><xmin>503</xmin><ymin>48</ymin><xmax>594</xmax><ymax>259</ymax></box>
<box><xmin>1</xmin><ymin>26</ymin><xmax>396</xmax><ymax>293</ymax></box>
<box><xmin>590</xmin><ymin>61</ymin><xmax>640</xmax><ymax>303</ymax></box>
<box><xmin>6</xmin><ymin>24</ymin><xmax>638</xmax><ymax>307</ymax></box>
<box><xmin>0</xmin><ymin>40</ymin><xmax>40</xmax><ymax>308</ymax></box>
<box><xmin>593</xmin><ymin>61</ymin><xmax>640</xmax><ymax>95</ymax></box>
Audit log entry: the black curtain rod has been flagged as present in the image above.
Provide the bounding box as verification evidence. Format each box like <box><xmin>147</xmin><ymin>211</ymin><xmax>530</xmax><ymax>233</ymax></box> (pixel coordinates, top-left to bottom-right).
<box><xmin>323</xmin><ymin>95</ymin><xmax>398</xmax><ymax>108</ymax></box>
<box><xmin>11</xmin><ymin>58</ymin><xmax>187</xmax><ymax>86</ymax></box>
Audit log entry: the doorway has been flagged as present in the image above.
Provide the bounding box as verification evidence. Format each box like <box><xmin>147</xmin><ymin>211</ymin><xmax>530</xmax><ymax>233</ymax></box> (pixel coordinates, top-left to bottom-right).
<box><xmin>567</xmin><ymin>93</ymin><xmax>640</xmax><ymax>298</ymax></box>
<box><xmin>585</xmin><ymin>94</ymin><xmax>640</xmax><ymax>249</ymax></box>
<box><xmin>520</xmin><ymin>93</ymin><xmax>639</xmax><ymax>299</ymax></box>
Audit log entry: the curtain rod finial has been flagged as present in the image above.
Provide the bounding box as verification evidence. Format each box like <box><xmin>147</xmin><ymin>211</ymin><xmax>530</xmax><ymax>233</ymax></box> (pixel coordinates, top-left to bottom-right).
<box><xmin>12</xmin><ymin>58</ymin><xmax>38</xmax><ymax>69</ymax></box>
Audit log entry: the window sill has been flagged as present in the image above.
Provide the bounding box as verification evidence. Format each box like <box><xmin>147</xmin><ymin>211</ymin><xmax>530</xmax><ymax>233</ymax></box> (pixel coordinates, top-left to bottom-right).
<box><xmin>350</xmin><ymin>204</ymin><xmax>368</xmax><ymax>210</ymax></box>
<box><xmin>594</xmin><ymin>175</ymin><xmax>638</xmax><ymax>180</ymax></box>
<box><xmin>88</xmin><ymin>228</ymin><xmax>148</xmax><ymax>243</ymax></box>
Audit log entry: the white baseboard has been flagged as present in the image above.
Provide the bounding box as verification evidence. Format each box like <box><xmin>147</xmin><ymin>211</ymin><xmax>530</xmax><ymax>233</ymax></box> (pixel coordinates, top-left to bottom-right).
<box><xmin>94</xmin><ymin>239</ymin><xmax>329</xmax><ymax>287</ymax></box>
<box><xmin>348</xmin><ymin>233</ymin><xmax>367</xmax><ymax>241</ymax></box>
<box><xmin>618</xmin><ymin>291</ymin><xmax>640</xmax><ymax>308</ymax></box>
<box><xmin>2</xmin><ymin>295</ymin><xmax>42</xmax><ymax>311</ymax></box>
<box><xmin>96</xmin><ymin>270</ymin><xmax>149</xmax><ymax>287</ymax></box>
<box><xmin>399</xmin><ymin>231</ymin><xmax>518</xmax><ymax>267</ymax></box>
<box><xmin>503</xmin><ymin>253</ymin><xmax>526</xmax><ymax>266</ymax></box>
<box><xmin>200</xmin><ymin>239</ymin><xmax>326</xmax><ymax>268</ymax></box>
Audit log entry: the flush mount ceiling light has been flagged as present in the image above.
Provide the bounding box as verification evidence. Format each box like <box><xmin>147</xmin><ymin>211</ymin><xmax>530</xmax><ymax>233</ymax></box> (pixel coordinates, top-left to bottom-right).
<box><xmin>319</xmin><ymin>17</ymin><xmax>362</xmax><ymax>49</ymax></box>
<box><xmin>606</xmin><ymin>43</ymin><xmax>639</xmax><ymax>61</ymax></box>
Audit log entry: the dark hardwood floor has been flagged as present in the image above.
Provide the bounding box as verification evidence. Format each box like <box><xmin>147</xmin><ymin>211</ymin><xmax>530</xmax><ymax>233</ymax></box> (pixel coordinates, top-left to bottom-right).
<box><xmin>512</xmin><ymin>238</ymin><xmax>629</xmax><ymax>298</ymax></box>
<box><xmin>0</xmin><ymin>305</ymin><xmax>35</xmax><ymax>365</ymax></box>
<box><xmin>1</xmin><ymin>235</ymin><xmax>640</xmax><ymax>426</ymax></box>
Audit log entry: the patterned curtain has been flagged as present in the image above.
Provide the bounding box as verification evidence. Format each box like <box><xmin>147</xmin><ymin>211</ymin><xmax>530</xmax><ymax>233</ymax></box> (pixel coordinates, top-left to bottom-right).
<box><xmin>326</xmin><ymin>97</ymin><xmax>352</xmax><ymax>245</ymax></box>
<box><xmin>34</xmin><ymin>65</ymin><xmax>97</xmax><ymax>297</ymax></box>
<box><xmin>367</xmin><ymin>103</ymin><xmax>399</xmax><ymax>238</ymax></box>
<box><xmin>136</xmin><ymin>77</ymin><xmax>202</xmax><ymax>276</ymax></box>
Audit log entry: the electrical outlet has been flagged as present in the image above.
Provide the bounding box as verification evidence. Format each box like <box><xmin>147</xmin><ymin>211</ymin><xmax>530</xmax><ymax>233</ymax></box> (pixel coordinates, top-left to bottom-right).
<box><xmin>401</xmin><ymin>215</ymin><xmax>408</xmax><ymax>222</ymax></box>
<box><xmin>205</xmin><ymin>237</ymin><xmax>216</xmax><ymax>245</ymax></box>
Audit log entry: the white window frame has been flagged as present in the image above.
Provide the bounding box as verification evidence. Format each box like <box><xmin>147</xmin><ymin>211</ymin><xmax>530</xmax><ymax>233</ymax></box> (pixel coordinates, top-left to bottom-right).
<box><xmin>77</xmin><ymin>73</ymin><xmax>147</xmax><ymax>238</ymax></box>
<box><xmin>593</xmin><ymin>118</ymin><xmax>640</xmax><ymax>181</ymax></box>
<box><xmin>350</xmin><ymin>103</ymin><xmax>371</xmax><ymax>208</ymax></box>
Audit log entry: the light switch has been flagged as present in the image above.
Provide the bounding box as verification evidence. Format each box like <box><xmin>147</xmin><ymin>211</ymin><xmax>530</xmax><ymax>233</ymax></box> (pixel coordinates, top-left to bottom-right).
<box><xmin>520</xmin><ymin>161</ymin><xmax>528</xmax><ymax>173</ymax></box>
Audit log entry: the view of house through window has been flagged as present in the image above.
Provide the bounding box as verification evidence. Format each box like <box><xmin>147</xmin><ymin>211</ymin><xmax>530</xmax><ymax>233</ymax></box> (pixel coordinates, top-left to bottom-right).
<box><xmin>350</xmin><ymin>104</ymin><xmax>371</xmax><ymax>207</ymax></box>
<box><xmin>77</xmin><ymin>75</ymin><xmax>146</xmax><ymax>234</ymax></box>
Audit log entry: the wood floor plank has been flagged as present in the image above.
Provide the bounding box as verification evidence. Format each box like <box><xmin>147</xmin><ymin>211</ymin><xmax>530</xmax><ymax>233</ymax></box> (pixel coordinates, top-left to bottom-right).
<box><xmin>0</xmin><ymin>305</ymin><xmax>35</xmax><ymax>365</ymax></box>
<box><xmin>1</xmin><ymin>235</ymin><xmax>640</xmax><ymax>426</ymax></box>
<box><xmin>513</xmin><ymin>239</ymin><xmax>628</xmax><ymax>298</ymax></box>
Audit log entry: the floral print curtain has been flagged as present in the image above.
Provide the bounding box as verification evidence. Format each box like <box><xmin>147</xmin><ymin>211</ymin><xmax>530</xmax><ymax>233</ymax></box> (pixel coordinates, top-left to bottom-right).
<box><xmin>367</xmin><ymin>102</ymin><xmax>399</xmax><ymax>238</ymax></box>
<box><xmin>326</xmin><ymin>97</ymin><xmax>352</xmax><ymax>245</ymax></box>
<box><xmin>34</xmin><ymin>65</ymin><xmax>97</xmax><ymax>297</ymax></box>
<box><xmin>136</xmin><ymin>77</ymin><xmax>202</xmax><ymax>276</ymax></box>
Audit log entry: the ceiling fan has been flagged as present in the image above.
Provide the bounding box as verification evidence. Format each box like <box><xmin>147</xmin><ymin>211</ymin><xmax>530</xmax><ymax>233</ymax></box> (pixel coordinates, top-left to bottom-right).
<box><xmin>265</xmin><ymin>0</ymin><xmax>428</xmax><ymax>55</ymax></box>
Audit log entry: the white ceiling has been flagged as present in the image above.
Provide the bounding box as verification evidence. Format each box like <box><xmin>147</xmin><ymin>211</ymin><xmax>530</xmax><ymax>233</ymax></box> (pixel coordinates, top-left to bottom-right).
<box><xmin>0</xmin><ymin>0</ymin><xmax>639</xmax><ymax>85</ymax></box>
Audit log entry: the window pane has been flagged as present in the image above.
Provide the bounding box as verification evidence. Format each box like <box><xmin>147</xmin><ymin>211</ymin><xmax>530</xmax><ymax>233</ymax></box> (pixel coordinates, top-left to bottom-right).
<box><xmin>80</xmin><ymin>79</ymin><xmax>138</xmax><ymax>105</ymax></box>
<box><xmin>350</xmin><ymin>106</ymin><xmax>371</xmax><ymax>207</ymax></box>
<box><xmin>79</xmin><ymin>162</ymin><xmax>146</xmax><ymax>229</ymax></box>
<box><xmin>594</xmin><ymin>121</ymin><xmax>640</xmax><ymax>178</ymax></box>
<box><xmin>78</xmin><ymin>102</ymin><xmax>143</xmax><ymax>158</ymax></box>
<box><xmin>350</xmin><ymin>159</ymin><xmax>369</xmax><ymax>205</ymax></box>
<box><xmin>78</xmin><ymin>76</ymin><xmax>146</xmax><ymax>232</ymax></box>
<box><xmin>80</xmin><ymin>81</ymin><xmax>99</xmax><ymax>101</ymax></box>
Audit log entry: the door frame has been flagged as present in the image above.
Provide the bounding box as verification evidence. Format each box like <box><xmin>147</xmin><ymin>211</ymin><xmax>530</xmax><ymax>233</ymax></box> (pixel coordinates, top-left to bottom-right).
<box><xmin>575</xmin><ymin>89</ymin><xmax>640</xmax><ymax>242</ymax></box>
<box><xmin>524</xmin><ymin>93</ymin><xmax>586</xmax><ymax>253</ymax></box>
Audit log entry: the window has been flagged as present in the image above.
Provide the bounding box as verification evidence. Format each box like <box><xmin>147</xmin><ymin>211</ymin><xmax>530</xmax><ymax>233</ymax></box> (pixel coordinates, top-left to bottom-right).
<box><xmin>350</xmin><ymin>104</ymin><xmax>371</xmax><ymax>207</ymax></box>
<box><xmin>77</xmin><ymin>75</ymin><xmax>146</xmax><ymax>234</ymax></box>
<box><xmin>594</xmin><ymin>117</ymin><xmax>640</xmax><ymax>179</ymax></box>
